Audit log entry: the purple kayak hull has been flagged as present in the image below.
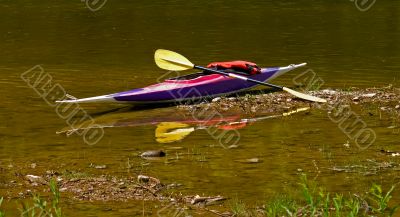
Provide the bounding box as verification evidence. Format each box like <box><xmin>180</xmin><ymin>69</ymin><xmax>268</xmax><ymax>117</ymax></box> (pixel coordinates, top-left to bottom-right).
<box><xmin>113</xmin><ymin>68</ymin><xmax>279</xmax><ymax>103</ymax></box>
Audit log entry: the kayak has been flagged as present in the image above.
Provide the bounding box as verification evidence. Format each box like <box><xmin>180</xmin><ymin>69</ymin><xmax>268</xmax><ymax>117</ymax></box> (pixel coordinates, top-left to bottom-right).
<box><xmin>56</xmin><ymin>63</ymin><xmax>306</xmax><ymax>104</ymax></box>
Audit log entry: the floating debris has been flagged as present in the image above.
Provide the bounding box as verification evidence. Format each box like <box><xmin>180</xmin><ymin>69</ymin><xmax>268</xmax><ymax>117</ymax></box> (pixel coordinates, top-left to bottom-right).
<box><xmin>235</xmin><ymin>158</ymin><xmax>262</xmax><ymax>164</ymax></box>
<box><xmin>186</xmin><ymin>195</ymin><xmax>226</xmax><ymax>206</ymax></box>
<box><xmin>329</xmin><ymin>159</ymin><xmax>399</xmax><ymax>175</ymax></box>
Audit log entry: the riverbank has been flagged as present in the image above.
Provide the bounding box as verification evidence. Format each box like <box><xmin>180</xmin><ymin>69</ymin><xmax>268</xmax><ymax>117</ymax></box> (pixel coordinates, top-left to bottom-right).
<box><xmin>178</xmin><ymin>85</ymin><xmax>400</xmax><ymax>117</ymax></box>
<box><xmin>1</xmin><ymin>86</ymin><xmax>400</xmax><ymax>216</ymax></box>
<box><xmin>0</xmin><ymin>166</ymin><xmax>398</xmax><ymax>216</ymax></box>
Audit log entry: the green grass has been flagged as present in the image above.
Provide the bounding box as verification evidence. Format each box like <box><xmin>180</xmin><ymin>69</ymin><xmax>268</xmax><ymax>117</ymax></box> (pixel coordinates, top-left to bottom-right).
<box><xmin>0</xmin><ymin>179</ymin><xmax>63</xmax><ymax>217</ymax></box>
<box><xmin>229</xmin><ymin>197</ymin><xmax>248</xmax><ymax>216</ymax></box>
<box><xmin>230</xmin><ymin>174</ymin><xmax>399</xmax><ymax>216</ymax></box>
<box><xmin>0</xmin><ymin>197</ymin><xmax>5</xmax><ymax>217</ymax></box>
<box><xmin>262</xmin><ymin>174</ymin><xmax>399</xmax><ymax>217</ymax></box>
<box><xmin>265</xmin><ymin>196</ymin><xmax>296</xmax><ymax>217</ymax></box>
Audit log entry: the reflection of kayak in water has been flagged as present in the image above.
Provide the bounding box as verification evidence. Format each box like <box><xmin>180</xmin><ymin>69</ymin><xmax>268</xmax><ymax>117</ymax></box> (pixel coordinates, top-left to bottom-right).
<box><xmin>57</xmin><ymin>107</ymin><xmax>310</xmax><ymax>144</ymax></box>
<box><xmin>154</xmin><ymin>107</ymin><xmax>310</xmax><ymax>143</ymax></box>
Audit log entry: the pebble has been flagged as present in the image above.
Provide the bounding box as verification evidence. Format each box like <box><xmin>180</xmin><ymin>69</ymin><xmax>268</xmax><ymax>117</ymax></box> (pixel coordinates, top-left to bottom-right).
<box><xmin>60</xmin><ymin>187</ymin><xmax>68</xmax><ymax>192</ymax></box>
<box><xmin>94</xmin><ymin>165</ymin><xmax>107</xmax><ymax>169</ymax></box>
<box><xmin>396</xmin><ymin>105</ymin><xmax>400</xmax><ymax>109</ymax></box>
<box><xmin>362</xmin><ymin>93</ymin><xmax>376</xmax><ymax>98</ymax></box>
<box><xmin>137</xmin><ymin>175</ymin><xmax>150</xmax><ymax>183</ymax></box>
<box><xmin>212</xmin><ymin>97</ymin><xmax>221</xmax><ymax>102</ymax></box>
<box><xmin>140</xmin><ymin>150</ymin><xmax>166</xmax><ymax>158</ymax></box>
<box><xmin>26</xmin><ymin>175</ymin><xmax>46</xmax><ymax>185</ymax></box>
<box><xmin>322</xmin><ymin>89</ymin><xmax>337</xmax><ymax>95</ymax></box>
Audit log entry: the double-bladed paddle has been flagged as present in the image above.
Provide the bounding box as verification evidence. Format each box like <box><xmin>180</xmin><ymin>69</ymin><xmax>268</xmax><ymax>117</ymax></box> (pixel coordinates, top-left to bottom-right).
<box><xmin>154</xmin><ymin>49</ymin><xmax>327</xmax><ymax>103</ymax></box>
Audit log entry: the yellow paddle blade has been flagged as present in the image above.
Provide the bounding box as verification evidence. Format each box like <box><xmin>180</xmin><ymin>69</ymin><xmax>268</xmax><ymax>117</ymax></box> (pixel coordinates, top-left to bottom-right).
<box><xmin>155</xmin><ymin>122</ymin><xmax>195</xmax><ymax>143</ymax></box>
<box><xmin>154</xmin><ymin>49</ymin><xmax>195</xmax><ymax>71</ymax></box>
<box><xmin>282</xmin><ymin>87</ymin><xmax>327</xmax><ymax>103</ymax></box>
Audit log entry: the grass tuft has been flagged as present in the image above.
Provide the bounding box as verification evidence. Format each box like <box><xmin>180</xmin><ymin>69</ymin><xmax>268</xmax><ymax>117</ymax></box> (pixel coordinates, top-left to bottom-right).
<box><xmin>261</xmin><ymin>174</ymin><xmax>399</xmax><ymax>217</ymax></box>
<box><xmin>0</xmin><ymin>197</ymin><xmax>5</xmax><ymax>217</ymax></box>
<box><xmin>229</xmin><ymin>197</ymin><xmax>248</xmax><ymax>216</ymax></box>
<box><xmin>19</xmin><ymin>178</ymin><xmax>62</xmax><ymax>217</ymax></box>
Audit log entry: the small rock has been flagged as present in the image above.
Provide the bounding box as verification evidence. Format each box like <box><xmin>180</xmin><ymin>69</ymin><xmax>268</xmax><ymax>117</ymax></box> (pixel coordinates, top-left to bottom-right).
<box><xmin>380</xmin><ymin>107</ymin><xmax>387</xmax><ymax>111</ymax></box>
<box><xmin>395</xmin><ymin>105</ymin><xmax>400</xmax><ymax>109</ymax></box>
<box><xmin>352</xmin><ymin>97</ymin><xmax>359</xmax><ymax>101</ymax></box>
<box><xmin>137</xmin><ymin>175</ymin><xmax>150</xmax><ymax>183</ymax></box>
<box><xmin>140</xmin><ymin>150</ymin><xmax>166</xmax><ymax>158</ymax></box>
<box><xmin>322</xmin><ymin>89</ymin><xmax>337</xmax><ymax>95</ymax></box>
<box><xmin>167</xmin><ymin>183</ymin><xmax>183</xmax><ymax>189</ymax></box>
<box><xmin>26</xmin><ymin>175</ymin><xmax>46</xmax><ymax>185</ymax></box>
<box><xmin>60</xmin><ymin>187</ymin><xmax>68</xmax><ymax>192</ymax></box>
<box><xmin>30</xmin><ymin>163</ymin><xmax>36</xmax><ymax>169</ymax></box>
<box><xmin>93</xmin><ymin>177</ymin><xmax>107</xmax><ymax>182</ymax></box>
<box><xmin>212</xmin><ymin>97</ymin><xmax>221</xmax><ymax>102</ymax></box>
<box><xmin>362</xmin><ymin>93</ymin><xmax>376</xmax><ymax>98</ymax></box>
<box><xmin>94</xmin><ymin>165</ymin><xmax>107</xmax><ymax>169</ymax></box>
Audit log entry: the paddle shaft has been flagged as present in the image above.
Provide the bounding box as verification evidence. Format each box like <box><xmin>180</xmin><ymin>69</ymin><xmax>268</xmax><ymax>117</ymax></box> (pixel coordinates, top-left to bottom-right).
<box><xmin>194</xmin><ymin>65</ymin><xmax>283</xmax><ymax>90</ymax></box>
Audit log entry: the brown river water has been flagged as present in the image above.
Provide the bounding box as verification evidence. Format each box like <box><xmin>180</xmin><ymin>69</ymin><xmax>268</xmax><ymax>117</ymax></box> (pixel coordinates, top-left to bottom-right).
<box><xmin>1</xmin><ymin>0</ymin><xmax>400</xmax><ymax>216</ymax></box>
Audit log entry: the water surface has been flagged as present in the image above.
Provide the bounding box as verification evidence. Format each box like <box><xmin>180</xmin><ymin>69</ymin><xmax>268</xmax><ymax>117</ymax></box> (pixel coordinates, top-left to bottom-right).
<box><xmin>1</xmin><ymin>0</ymin><xmax>400</xmax><ymax>215</ymax></box>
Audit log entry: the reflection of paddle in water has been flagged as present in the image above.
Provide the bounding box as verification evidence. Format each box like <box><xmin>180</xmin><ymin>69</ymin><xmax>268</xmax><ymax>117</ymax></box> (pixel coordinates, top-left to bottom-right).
<box><xmin>154</xmin><ymin>107</ymin><xmax>310</xmax><ymax>143</ymax></box>
<box><xmin>155</xmin><ymin>122</ymin><xmax>196</xmax><ymax>143</ymax></box>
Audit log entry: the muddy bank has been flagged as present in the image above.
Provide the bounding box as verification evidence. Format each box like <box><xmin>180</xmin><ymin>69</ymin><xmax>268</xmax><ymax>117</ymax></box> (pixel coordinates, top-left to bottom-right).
<box><xmin>177</xmin><ymin>86</ymin><xmax>400</xmax><ymax>116</ymax></box>
<box><xmin>0</xmin><ymin>166</ymin><xmax>227</xmax><ymax>207</ymax></box>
